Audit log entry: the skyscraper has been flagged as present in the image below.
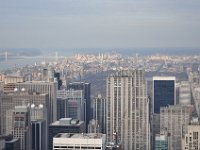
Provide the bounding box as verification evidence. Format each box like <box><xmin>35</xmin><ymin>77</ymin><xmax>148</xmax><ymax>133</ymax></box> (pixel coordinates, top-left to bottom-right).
<box><xmin>0</xmin><ymin>91</ymin><xmax>49</xmax><ymax>135</ymax></box>
<box><xmin>16</xmin><ymin>81</ymin><xmax>57</xmax><ymax>122</ymax></box>
<box><xmin>160</xmin><ymin>105</ymin><xmax>192</xmax><ymax>150</ymax></box>
<box><xmin>93</xmin><ymin>94</ymin><xmax>106</xmax><ymax>134</ymax></box>
<box><xmin>67</xmin><ymin>82</ymin><xmax>91</xmax><ymax>126</ymax></box>
<box><xmin>30</xmin><ymin>104</ymin><xmax>48</xmax><ymax>150</ymax></box>
<box><xmin>57</xmin><ymin>89</ymin><xmax>86</xmax><ymax>122</ymax></box>
<box><xmin>12</xmin><ymin>106</ymin><xmax>31</xmax><ymax>150</ymax></box>
<box><xmin>106</xmin><ymin>70</ymin><xmax>150</xmax><ymax>150</ymax></box>
<box><xmin>31</xmin><ymin>120</ymin><xmax>47</xmax><ymax>150</ymax></box>
<box><xmin>153</xmin><ymin>77</ymin><xmax>176</xmax><ymax>114</ymax></box>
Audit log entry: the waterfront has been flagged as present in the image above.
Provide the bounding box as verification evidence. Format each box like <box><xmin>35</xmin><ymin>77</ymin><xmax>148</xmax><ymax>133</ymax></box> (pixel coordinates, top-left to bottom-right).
<box><xmin>0</xmin><ymin>57</ymin><xmax>44</xmax><ymax>72</ymax></box>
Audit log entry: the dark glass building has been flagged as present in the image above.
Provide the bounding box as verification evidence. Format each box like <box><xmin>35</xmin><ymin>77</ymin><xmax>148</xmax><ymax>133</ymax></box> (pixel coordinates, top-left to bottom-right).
<box><xmin>54</xmin><ymin>72</ymin><xmax>62</xmax><ymax>90</ymax></box>
<box><xmin>67</xmin><ymin>82</ymin><xmax>91</xmax><ymax>127</ymax></box>
<box><xmin>31</xmin><ymin>120</ymin><xmax>47</xmax><ymax>150</ymax></box>
<box><xmin>153</xmin><ymin>77</ymin><xmax>176</xmax><ymax>113</ymax></box>
<box><xmin>5</xmin><ymin>138</ymin><xmax>20</xmax><ymax>150</ymax></box>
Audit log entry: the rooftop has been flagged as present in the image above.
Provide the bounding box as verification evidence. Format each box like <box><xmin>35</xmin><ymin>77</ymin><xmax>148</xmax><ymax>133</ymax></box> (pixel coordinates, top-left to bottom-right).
<box><xmin>51</xmin><ymin>118</ymin><xmax>84</xmax><ymax>126</ymax></box>
<box><xmin>55</xmin><ymin>133</ymin><xmax>104</xmax><ymax>139</ymax></box>
<box><xmin>153</xmin><ymin>76</ymin><xmax>176</xmax><ymax>81</ymax></box>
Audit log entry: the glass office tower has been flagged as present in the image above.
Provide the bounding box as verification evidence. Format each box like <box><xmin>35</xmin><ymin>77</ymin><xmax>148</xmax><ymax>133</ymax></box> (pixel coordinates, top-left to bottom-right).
<box><xmin>153</xmin><ymin>77</ymin><xmax>176</xmax><ymax>113</ymax></box>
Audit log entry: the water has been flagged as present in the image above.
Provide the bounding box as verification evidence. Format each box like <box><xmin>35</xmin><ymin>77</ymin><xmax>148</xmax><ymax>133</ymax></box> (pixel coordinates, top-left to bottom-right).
<box><xmin>0</xmin><ymin>57</ymin><xmax>44</xmax><ymax>72</ymax></box>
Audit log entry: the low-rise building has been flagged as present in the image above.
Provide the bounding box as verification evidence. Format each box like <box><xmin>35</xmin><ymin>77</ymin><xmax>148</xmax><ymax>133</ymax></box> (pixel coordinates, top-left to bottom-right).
<box><xmin>53</xmin><ymin>133</ymin><xmax>106</xmax><ymax>150</ymax></box>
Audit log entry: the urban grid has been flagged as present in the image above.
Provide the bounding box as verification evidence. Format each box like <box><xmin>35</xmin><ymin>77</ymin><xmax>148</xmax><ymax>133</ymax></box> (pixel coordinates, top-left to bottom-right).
<box><xmin>1</xmin><ymin>0</ymin><xmax>200</xmax><ymax>150</ymax></box>
<box><xmin>0</xmin><ymin>52</ymin><xmax>200</xmax><ymax>150</ymax></box>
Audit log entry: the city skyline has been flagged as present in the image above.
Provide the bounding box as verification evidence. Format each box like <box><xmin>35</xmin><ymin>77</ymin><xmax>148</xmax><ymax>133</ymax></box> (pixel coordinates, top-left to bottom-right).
<box><xmin>1</xmin><ymin>1</ymin><xmax>200</xmax><ymax>149</ymax></box>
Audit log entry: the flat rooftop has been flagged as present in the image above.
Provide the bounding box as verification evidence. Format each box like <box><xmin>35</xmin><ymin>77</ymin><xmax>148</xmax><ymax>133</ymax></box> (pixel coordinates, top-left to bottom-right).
<box><xmin>50</xmin><ymin>118</ymin><xmax>84</xmax><ymax>126</ymax></box>
<box><xmin>153</xmin><ymin>76</ymin><xmax>176</xmax><ymax>80</ymax></box>
<box><xmin>55</xmin><ymin>133</ymin><xmax>104</xmax><ymax>139</ymax></box>
<box><xmin>5</xmin><ymin>138</ymin><xmax>19</xmax><ymax>143</ymax></box>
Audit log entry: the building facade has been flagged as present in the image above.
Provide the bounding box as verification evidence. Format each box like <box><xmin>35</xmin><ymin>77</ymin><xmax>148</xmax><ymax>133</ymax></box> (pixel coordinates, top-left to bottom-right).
<box><xmin>67</xmin><ymin>82</ymin><xmax>91</xmax><ymax>127</ymax></box>
<box><xmin>53</xmin><ymin>133</ymin><xmax>106</xmax><ymax>150</ymax></box>
<box><xmin>16</xmin><ymin>81</ymin><xmax>57</xmax><ymax>122</ymax></box>
<box><xmin>57</xmin><ymin>89</ymin><xmax>86</xmax><ymax>122</ymax></box>
<box><xmin>49</xmin><ymin>118</ymin><xmax>86</xmax><ymax>150</ymax></box>
<box><xmin>31</xmin><ymin>120</ymin><xmax>47</xmax><ymax>150</ymax></box>
<box><xmin>5</xmin><ymin>138</ymin><xmax>20</xmax><ymax>150</ymax></box>
<box><xmin>179</xmin><ymin>81</ymin><xmax>191</xmax><ymax>105</ymax></box>
<box><xmin>0</xmin><ymin>92</ymin><xmax>49</xmax><ymax>135</ymax></box>
<box><xmin>106</xmin><ymin>70</ymin><xmax>150</xmax><ymax>150</ymax></box>
<box><xmin>93</xmin><ymin>94</ymin><xmax>106</xmax><ymax>134</ymax></box>
<box><xmin>160</xmin><ymin>105</ymin><xmax>192</xmax><ymax>150</ymax></box>
<box><xmin>12</xmin><ymin>106</ymin><xmax>31</xmax><ymax>150</ymax></box>
<box><xmin>182</xmin><ymin>119</ymin><xmax>200</xmax><ymax>150</ymax></box>
<box><xmin>154</xmin><ymin>133</ymin><xmax>168</xmax><ymax>150</ymax></box>
<box><xmin>153</xmin><ymin>76</ymin><xmax>176</xmax><ymax>113</ymax></box>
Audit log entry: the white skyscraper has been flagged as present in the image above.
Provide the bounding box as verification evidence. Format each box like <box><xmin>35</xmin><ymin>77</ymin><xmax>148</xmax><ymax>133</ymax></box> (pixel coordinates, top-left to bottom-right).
<box><xmin>106</xmin><ymin>70</ymin><xmax>150</xmax><ymax>150</ymax></box>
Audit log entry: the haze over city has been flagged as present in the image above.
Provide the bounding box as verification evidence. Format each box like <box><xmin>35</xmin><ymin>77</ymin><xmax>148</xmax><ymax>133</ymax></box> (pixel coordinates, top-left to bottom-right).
<box><xmin>1</xmin><ymin>1</ymin><xmax>200</xmax><ymax>150</ymax></box>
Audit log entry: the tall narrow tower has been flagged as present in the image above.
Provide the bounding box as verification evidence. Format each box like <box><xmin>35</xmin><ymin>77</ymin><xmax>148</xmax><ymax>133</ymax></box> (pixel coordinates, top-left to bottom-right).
<box><xmin>12</xmin><ymin>106</ymin><xmax>31</xmax><ymax>150</ymax></box>
<box><xmin>5</xmin><ymin>51</ymin><xmax>8</xmax><ymax>62</ymax></box>
<box><xmin>55</xmin><ymin>51</ymin><xmax>58</xmax><ymax>62</ymax></box>
<box><xmin>106</xmin><ymin>70</ymin><xmax>150</xmax><ymax>150</ymax></box>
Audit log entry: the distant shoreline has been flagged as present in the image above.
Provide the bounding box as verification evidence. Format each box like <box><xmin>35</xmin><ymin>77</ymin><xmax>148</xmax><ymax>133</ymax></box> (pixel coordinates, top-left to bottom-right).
<box><xmin>0</xmin><ymin>48</ymin><xmax>200</xmax><ymax>57</ymax></box>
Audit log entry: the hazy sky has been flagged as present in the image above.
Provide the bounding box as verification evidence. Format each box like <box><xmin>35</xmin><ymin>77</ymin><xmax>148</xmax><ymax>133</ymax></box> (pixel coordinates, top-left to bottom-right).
<box><xmin>0</xmin><ymin>0</ymin><xmax>200</xmax><ymax>48</ymax></box>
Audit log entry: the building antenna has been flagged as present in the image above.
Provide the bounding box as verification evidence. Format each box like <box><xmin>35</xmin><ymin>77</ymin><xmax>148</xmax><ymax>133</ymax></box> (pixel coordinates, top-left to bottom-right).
<box><xmin>5</xmin><ymin>50</ymin><xmax>8</xmax><ymax>62</ymax></box>
<box><xmin>56</xmin><ymin>51</ymin><xmax>58</xmax><ymax>62</ymax></box>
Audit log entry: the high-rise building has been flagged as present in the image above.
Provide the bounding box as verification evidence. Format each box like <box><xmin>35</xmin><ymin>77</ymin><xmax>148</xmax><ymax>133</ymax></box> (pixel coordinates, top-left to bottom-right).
<box><xmin>47</xmin><ymin>67</ymin><xmax>55</xmax><ymax>82</ymax></box>
<box><xmin>0</xmin><ymin>91</ymin><xmax>49</xmax><ymax>135</ymax></box>
<box><xmin>5</xmin><ymin>137</ymin><xmax>20</xmax><ymax>150</ymax></box>
<box><xmin>31</xmin><ymin>120</ymin><xmax>47</xmax><ymax>150</ymax></box>
<box><xmin>49</xmin><ymin>118</ymin><xmax>86</xmax><ymax>150</ymax></box>
<box><xmin>30</xmin><ymin>104</ymin><xmax>47</xmax><ymax>121</ymax></box>
<box><xmin>57</xmin><ymin>89</ymin><xmax>68</xmax><ymax>119</ymax></box>
<box><xmin>66</xmin><ymin>90</ymin><xmax>85</xmax><ymax>122</ymax></box>
<box><xmin>179</xmin><ymin>81</ymin><xmax>191</xmax><ymax>105</ymax></box>
<box><xmin>160</xmin><ymin>105</ymin><xmax>192</xmax><ymax>150</ymax></box>
<box><xmin>0</xmin><ymin>137</ymin><xmax>5</xmax><ymax>150</ymax></box>
<box><xmin>15</xmin><ymin>81</ymin><xmax>57</xmax><ymax>122</ymax></box>
<box><xmin>12</xmin><ymin>106</ymin><xmax>31</xmax><ymax>150</ymax></box>
<box><xmin>30</xmin><ymin>103</ymin><xmax>48</xmax><ymax>150</ymax></box>
<box><xmin>54</xmin><ymin>72</ymin><xmax>62</xmax><ymax>90</ymax></box>
<box><xmin>93</xmin><ymin>94</ymin><xmax>106</xmax><ymax>134</ymax></box>
<box><xmin>53</xmin><ymin>133</ymin><xmax>106</xmax><ymax>150</ymax></box>
<box><xmin>182</xmin><ymin>118</ymin><xmax>200</xmax><ymax>150</ymax></box>
<box><xmin>67</xmin><ymin>82</ymin><xmax>91</xmax><ymax>127</ymax></box>
<box><xmin>106</xmin><ymin>70</ymin><xmax>150</xmax><ymax>150</ymax></box>
<box><xmin>153</xmin><ymin>77</ymin><xmax>176</xmax><ymax>114</ymax></box>
<box><xmin>191</xmin><ymin>86</ymin><xmax>200</xmax><ymax>117</ymax></box>
<box><xmin>57</xmin><ymin>89</ymin><xmax>86</xmax><ymax>122</ymax></box>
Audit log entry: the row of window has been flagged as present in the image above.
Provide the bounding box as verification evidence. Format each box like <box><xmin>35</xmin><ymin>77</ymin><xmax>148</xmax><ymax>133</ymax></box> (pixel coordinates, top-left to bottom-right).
<box><xmin>54</xmin><ymin>146</ymin><xmax>102</xmax><ymax>149</ymax></box>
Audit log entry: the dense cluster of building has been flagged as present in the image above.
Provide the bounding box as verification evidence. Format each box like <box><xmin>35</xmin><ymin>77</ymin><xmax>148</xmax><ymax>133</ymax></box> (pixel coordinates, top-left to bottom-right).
<box><xmin>0</xmin><ymin>53</ymin><xmax>200</xmax><ymax>150</ymax></box>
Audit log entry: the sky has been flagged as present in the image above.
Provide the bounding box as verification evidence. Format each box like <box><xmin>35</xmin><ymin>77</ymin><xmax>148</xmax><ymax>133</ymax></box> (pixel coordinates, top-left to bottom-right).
<box><xmin>0</xmin><ymin>0</ymin><xmax>200</xmax><ymax>49</ymax></box>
